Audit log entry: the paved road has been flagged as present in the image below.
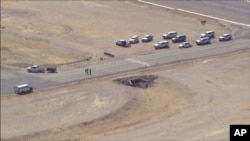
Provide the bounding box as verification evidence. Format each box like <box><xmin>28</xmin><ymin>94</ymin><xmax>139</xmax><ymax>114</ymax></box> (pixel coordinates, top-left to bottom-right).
<box><xmin>2</xmin><ymin>0</ymin><xmax>250</xmax><ymax>95</ymax></box>
<box><xmin>94</xmin><ymin>51</ymin><xmax>250</xmax><ymax>141</ymax></box>
<box><xmin>1</xmin><ymin>0</ymin><xmax>250</xmax><ymax>96</ymax></box>
<box><xmin>143</xmin><ymin>0</ymin><xmax>250</xmax><ymax>26</ymax></box>
<box><xmin>1</xmin><ymin>1</ymin><xmax>249</xmax><ymax>141</ymax></box>
<box><xmin>1</xmin><ymin>39</ymin><xmax>249</xmax><ymax>95</ymax></box>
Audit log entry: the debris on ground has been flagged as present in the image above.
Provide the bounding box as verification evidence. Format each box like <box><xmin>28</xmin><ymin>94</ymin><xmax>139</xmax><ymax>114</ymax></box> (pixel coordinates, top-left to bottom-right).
<box><xmin>113</xmin><ymin>75</ymin><xmax>158</xmax><ymax>88</ymax></box>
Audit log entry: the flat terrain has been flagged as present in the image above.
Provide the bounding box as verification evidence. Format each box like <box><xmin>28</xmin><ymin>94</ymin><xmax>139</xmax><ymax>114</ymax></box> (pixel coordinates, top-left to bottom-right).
<box><xmin>2</xmin><ymin>51</ymin><xmax>249</xmax><ymax>141</ymax></box>
<box><xmin>1</xmin><ymin>0</ymin><xmax>249</xmax><ymax>141</ymax></box>
<box><xmin>145</xmin><ymin>0</ymin><xmax>250</xmax><ymax>25</ymax></box>
<box><xmin>1</xmin><ymin>0</ymin><xmax>230</xmax><ymax>67</ymax></box>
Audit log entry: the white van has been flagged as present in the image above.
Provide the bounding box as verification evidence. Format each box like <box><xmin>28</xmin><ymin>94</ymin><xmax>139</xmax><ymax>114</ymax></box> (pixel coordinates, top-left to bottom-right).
<box><xmin>14</xmin><ymin>84</ymin><xmax>33</xmax><ymax>95</ymax></box>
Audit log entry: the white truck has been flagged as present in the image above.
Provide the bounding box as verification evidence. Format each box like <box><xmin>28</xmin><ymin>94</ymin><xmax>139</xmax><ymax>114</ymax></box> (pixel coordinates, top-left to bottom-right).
<box><xmin>27</xmin><ymin>65</ymin><xmax>45</xmax><ymax>73</ymax></box>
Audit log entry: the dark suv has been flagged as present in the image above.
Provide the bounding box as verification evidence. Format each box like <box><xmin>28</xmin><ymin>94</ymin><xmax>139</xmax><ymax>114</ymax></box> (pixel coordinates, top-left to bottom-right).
<box><xmin>172</xmin><ymin>35</ymin><xmax>186</xmax><ymax>43</ymax></box>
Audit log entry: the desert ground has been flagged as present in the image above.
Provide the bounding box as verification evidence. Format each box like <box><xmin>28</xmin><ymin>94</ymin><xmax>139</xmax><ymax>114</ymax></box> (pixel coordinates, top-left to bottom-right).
<box><xmin>2</xmin><ymin>51</ymin><xmax>249</xmax><ymax>141</ymax></box>
<box><xmin>1</xmin><ymin>0</ymin><xmax>249</xmax><ymax>141</ymax></box>
<box><xmin>1</xmin><ymin>0</ymin><xmax>230</xmax><ymax>67</ymax></box>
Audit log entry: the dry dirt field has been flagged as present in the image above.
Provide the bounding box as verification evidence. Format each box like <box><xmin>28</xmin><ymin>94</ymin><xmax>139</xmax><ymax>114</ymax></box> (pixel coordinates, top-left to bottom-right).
<box><xmin>1</xmin><ymin>0</ymin><xmax>230</xmax><ymax>67</ymax></box>
<box><xmin>1</xmin><ymin>0</ymin><xmax>249</xmax><ymax>141</ymax></box>
<box><xmin>2</xmin><ymin>51</ymin><xmax>249</xmax><ymax>141</ymax></box>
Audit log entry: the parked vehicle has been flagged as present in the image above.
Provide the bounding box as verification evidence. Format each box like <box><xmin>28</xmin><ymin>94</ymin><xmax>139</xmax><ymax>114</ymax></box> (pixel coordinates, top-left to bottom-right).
<box><xmin>219</xmin><ymin>34</ymin><xmax>232</xmax><ymax>41</ymax></box>
<box><xmin>200</xmin><ymin>30</ymin><xmax>215</xmax><ymax>38</ymax></box>
<box><xmin>162</xmin><ymin>31</ymin><xmax>177</xmax><ymax>39</ymax></box>
<box><xmin>14</xmin><ymin>84</ymin><xmax>33</xmax><ymax>95</ymax></box>
<box><xmin>27</xmin><ymin>65</ymin><xmax>45</xmax><ymax>73</ymax></box>
<box><xmin>141</xmin><ymin>34</ymin><xmax>153</xmax><ymax>42</ymax></box>
<box><xmin>178</xmin><ymin>42</ymin><xmax>192</xmax><ymax>48</ymax></box>
<box><xmin>129</xmin><ymin>35</ymin><xmax>139</xmax><ymax>44</ymax></box>
<box><xmin>116</xmin><ymin>39</ymin><xmax>130</xmax><ymax>47</ymax></box>
<box><xmin>46</xmin><ymin>66</ymin><xmax>57</xmax><ymax>73</ymax></box>
<box><xmin>172</xmin><ymin>35</ymin><xmax>186</xmax><ymax>43</ymax></box>
<box><xmin>154</xmin><ymin>41</ymin><xmax>169</xmax><ymax>49</ymax></box>
<box><xmin>196</xmin><ymin>37</ymin><xmax>211</xmax><ymax>45</ymax></box>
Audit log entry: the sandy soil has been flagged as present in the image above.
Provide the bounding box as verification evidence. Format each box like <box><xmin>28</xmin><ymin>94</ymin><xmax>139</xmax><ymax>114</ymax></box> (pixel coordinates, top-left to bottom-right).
<box><xmin>1</xmin><ymin>67</ymin><xmax>191</xmax><ymax>140</ymax></box>
<box><xmin>2</xmin><ymin>51</ymin><xmax>249</xmax><ymax>141</ymax></box>
<box><xmin>93</xmin><ymin>51</ymin><xmax>249</xmax><ymax>141</ymax></box>
<box><xmin>1</xmin><ymin>1</ymin><xmax>248</xmax><ymax>141</ymax></box>
<box><xmin>1</xmin><ymin>0</ymin><xmax>230</xmax><ymax>67</ymax></box>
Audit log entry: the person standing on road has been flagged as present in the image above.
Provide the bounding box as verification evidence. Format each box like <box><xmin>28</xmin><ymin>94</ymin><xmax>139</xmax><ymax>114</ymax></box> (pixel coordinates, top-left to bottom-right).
<box><xmin>85</xmin><ymin>68</ymin><xmax>88</xmax><ymax>75</ymax></box>
<box><xmin>89</xmin><ymin>69</ymin><xmax>92</xmax><ymax>75</ymax></box>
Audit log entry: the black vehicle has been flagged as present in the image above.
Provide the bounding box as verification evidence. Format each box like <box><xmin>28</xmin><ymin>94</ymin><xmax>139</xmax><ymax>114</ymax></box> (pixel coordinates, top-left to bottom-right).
<box><xmin>172</xmin><ymin>35</ymin><xmax>186</xmax><ymax>43</ymax></box>
<box><xmin>14</xmin><ymin>84</ymin><xmax>33</xmax><ymax>95</ymax></box>
<box><xmin>46</xmin><ymin>66</ymin><xmax>57</xmax><ymax>73</ymax></box>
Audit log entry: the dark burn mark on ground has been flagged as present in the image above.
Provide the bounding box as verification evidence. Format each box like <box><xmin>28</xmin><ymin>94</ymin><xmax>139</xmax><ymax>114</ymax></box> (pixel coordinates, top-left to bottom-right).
<box><xmin>113</xmin><ymin>75</ymin><xmax>158</xmax><ymax>88</ymax></box>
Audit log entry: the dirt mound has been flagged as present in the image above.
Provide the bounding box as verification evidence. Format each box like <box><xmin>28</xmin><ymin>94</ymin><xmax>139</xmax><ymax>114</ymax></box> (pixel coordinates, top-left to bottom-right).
<box><xmin>113</xmin><ymin>75</ymin><xmax>158</xmax><ymax>88</ymax></box>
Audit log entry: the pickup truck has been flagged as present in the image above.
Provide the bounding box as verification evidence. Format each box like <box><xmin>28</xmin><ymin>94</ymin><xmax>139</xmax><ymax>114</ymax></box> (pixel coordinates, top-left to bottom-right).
<box><xmin>27</xmin><ymin>65</ymin><xmax>45</xmax><ymax>73</ymax></box>
<box><xmin>27</xmin><ymin>65</ymin><xmax>57</xmax><ymax>73</ymax></box>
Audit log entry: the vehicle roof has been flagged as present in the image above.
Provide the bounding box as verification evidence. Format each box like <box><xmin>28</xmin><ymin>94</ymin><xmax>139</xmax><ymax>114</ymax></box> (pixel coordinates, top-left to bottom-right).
<box><xmin>206</xmin><ymin>30</ymin><xmax>214</xmax><ymax>33</ymax></box>
<box><xmin>176</xmin><ymin>34</ymin><xmax>186</xmax><ymax>37</ymax></box>
<box><xmin>32</xmin><ymin>65</ymin><xmax>38</xmax><ymax>67</ymax></box>
<box><xmin>144</xmin><ymin>34</ymin><xmax>152</xmax><ymax>37</ymax></box>
<box><xmin>131</xmin><ymin>35</ymin><xmax>139</xmax><ymax>38</ymax></box>
<box><xmin>201</xmin><ymin>37</ymin><xmax>210</xmax><ymax>40</ymax></box>
<box><xmin>168</xmin><ymin>31</ymin><xmax>177</xmax><ymax>33</ymax></box>
<box><xmin>117</xmin><ymin>39</ymin><xmax>125</xmax><ymax>41</ymax></box>
<box><xmin>159</xmin><ymin>41</ymin><xmax>168</xmax><ymax>43</ymax></box>
<box><xmin>15</xmin><ymin>84</ymin><xmax>29</xmax><ymax>88</ymax></box>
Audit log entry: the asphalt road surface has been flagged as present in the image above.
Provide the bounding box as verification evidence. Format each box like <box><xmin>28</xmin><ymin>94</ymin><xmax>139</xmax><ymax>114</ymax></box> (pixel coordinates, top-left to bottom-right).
<box><xmin>93</xmin><ymin>52</ymin><xmax>250</xmax><ymax>141</ymax></box>
<box><xmin>143</xmin><ymin>0</ymin><xmax>250</xmax><ymax>26</ymax></box>
<box><xmin>1</xmin><ymin>39</ymin><xmax>249</xmax><ymax>95</ymax></box>
<box><xmin>2</xmin><ymin>0</ymin><xmax>250</xmax><ymax>95</ymax></box>
<box><xmin>1</xmin><ymin>1</ymin><xmax>250</xmax><ymax>141</ymax></box>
